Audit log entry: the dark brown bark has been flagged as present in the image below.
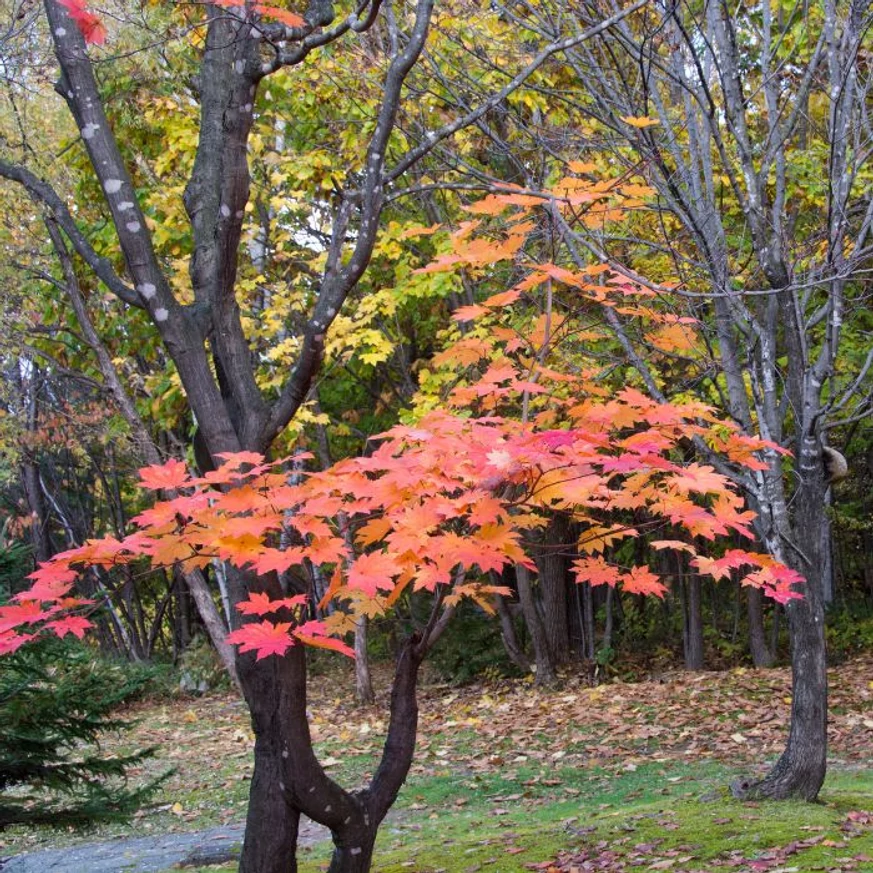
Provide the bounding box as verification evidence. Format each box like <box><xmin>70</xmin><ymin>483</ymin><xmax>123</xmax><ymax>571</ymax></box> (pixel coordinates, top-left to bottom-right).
<box><xmin>683</xmin><ymin>574</ymin><xmax>704</xmax><ymax>671</ymax></box>
<box><xmin>19</xmin><ymin>366</ymin><xmax>53</xmax><ymax>565</ymax></box>
<box><xmin>601</xmin><ymin>586</ymin><xmax>615</xmax><ymax>652</ymax></box>
<box><xmin>582</xmin><ymin>582</ymin><xmax>595</xmax><ymax>661</ymax></box>
<box><xmin>239</xmin><ymin>633</ymin><xmax>424</xmax><ymax>873</ymax></box>
<box><xmin>535</xmin><ymin>515</ymin><xmax>571</xmax><ymax>665</ymax></box>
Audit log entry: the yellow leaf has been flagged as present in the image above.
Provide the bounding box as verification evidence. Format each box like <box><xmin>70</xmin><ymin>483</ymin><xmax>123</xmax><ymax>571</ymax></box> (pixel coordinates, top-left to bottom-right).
<box><xmin>621</xmin><ymin>115</ymin><xmax>660</xmax><ymax>128</ymax></box>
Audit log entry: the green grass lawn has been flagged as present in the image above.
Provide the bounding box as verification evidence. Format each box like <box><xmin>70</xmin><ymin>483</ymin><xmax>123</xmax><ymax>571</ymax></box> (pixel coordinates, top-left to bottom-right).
<box><xmin>178</xmin><ymin>764</ymin><xmax>873</xmax><ymax>872</ymax></box>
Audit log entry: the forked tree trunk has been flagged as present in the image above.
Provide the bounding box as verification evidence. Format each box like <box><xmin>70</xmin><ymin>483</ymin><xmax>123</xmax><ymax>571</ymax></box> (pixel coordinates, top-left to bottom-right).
<box><xmin>239</xmin><ymin>634</ymin><xmax>424</xmax><ymax>873</ymax></box>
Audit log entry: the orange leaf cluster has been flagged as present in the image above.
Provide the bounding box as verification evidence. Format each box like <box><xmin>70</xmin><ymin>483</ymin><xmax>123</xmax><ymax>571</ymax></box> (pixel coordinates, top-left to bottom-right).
<box><xmin>213</xmin><ymin>0</ymin><xmax>305</xmax><ymax>28</ymax></box>
<box><xmin>5</xmin><ymin>361</ymin><xmax>803</xmax><ymax>661</ymax></box>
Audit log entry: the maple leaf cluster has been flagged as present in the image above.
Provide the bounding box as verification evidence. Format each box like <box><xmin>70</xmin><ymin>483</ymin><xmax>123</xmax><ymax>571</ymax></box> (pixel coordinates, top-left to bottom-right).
<box><xmin>0</xmin><ymin>564</ymin><xmax>93</xmax><ymax>655</ymax></box>
<box><xmin>2</xmin><ymin>368</ymin><xmax>802</xmax><ymax>660</ymax></box>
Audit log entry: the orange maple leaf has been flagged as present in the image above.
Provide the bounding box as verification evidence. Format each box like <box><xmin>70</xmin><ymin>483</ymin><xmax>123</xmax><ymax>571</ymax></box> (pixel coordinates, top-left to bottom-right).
<box><xmin>620</xmin><ymin>566</ymin><xmax>667</xmax><ymax>597</ymax></box>
<box><xmin>138</xmin><ymin>458</ymin><xmax>191</xmax><ymax>491</ymax></box>
<box><xmin>572</xmin><ymin>555</ymin><xmax>622</xmax><ymax>588</ymax></box>
<box><xmin>293</xmin><ymin>621</ymin><xmax>354</xmax><ymax>657</ymax></box>
<box><xmin>347</xmin><ymin>551</ymin><xmax>402</xmax><ymax>596</ymax></box>
<box><xmin>621</xmin><ymin>115</ymin><xmax>660</xmax><ymax>128</ymax></box>
<box><xmin>235</xmin><ymin>592</ymin><xmax>307</xmax><ymax>616</ymax></box>
<box><xmin>213</xmin><ymin>0</ymin><xmax>305</xmax><ymax>27</ymax></box>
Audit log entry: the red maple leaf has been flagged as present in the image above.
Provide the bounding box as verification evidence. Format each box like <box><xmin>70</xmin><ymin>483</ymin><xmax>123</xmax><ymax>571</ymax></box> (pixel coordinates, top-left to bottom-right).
<box><xmin>226</xmin><ymin>620</ymin><xmax>296</xmax><ymax>659</ymax></box>
<box><xmin>538</xmin><ymin>429</ymin><xmax>578</xmax><ymax>450</ymax></box>
<box><xmin>0</xmin><ymin>601</ymin><xmax>52</xmax><ymax>634</ymax></box>
<box><xmin>248</xmin><ymin>547</ymin><xmax>307</xmax><ymax>575</ymax></box>
<box><xmin>58</xmin><ymin>0</ymin><xmax>106</xmax><ymax>45</ymax></box>
<box><xmin>45</xmin><ymin>616</ymin><xmax>93</xmax><ymax>639</ymax></box>
<box><xmin>0</xmin><ymin>631</ymin><xmax>37</xmax><ymax>655</ymax></box>
<box><xmin>18</xmin><ymin>564</ymin><xmax>77</xmax><ymax>601</ymax></box>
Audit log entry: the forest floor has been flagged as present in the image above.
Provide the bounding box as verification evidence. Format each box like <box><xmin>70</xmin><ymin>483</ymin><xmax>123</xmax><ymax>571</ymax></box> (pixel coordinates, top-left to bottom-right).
<box><xmin>1</xmin><ymin>655</ymin><xmax>872</xmax><ymax>872</ymax></box>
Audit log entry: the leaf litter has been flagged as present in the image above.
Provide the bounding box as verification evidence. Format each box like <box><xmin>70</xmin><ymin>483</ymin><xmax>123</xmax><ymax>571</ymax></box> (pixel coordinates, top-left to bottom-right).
<box><xmin>1</xmin><ymin>654</ymin><xmax>871</xmax><ymax>869</ymax></box>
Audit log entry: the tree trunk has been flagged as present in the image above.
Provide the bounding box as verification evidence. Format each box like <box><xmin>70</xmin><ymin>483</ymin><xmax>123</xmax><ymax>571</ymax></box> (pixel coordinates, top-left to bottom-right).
<box><xmin>734</xmin><ymin>444</ymin><xmax>828</xmax><ymax>801</ymax></box>
<box><xmin>21</xmin><ymin>460</ymin><xmax>53</xmax><ymax>564</ymax></box>
<box><xmin>582</xmin><ymin>582</ymin><xmax>595</xmax><ymax>661</ymax></box>
<box><xmin>355</xmin><ymin>616</ymin><xmax>375</xmax><ymax>706</ymax></box>
<box><xmin>515</xmin><ymin>564</ymin><xmax>557</xmax><ymax>685</ymax></box>
<box><xmin>683</xmin><ymin>574</ymin><xmax>704</xmax><ymax>671</ymax></box>
<box><xmin>494</xmin><ymin>594</ymin><xmax>530</xmax><ymax>673</ymax></box>
<box><xmin>747</xmin><ymin>585</ymin><xmax>775</xmax><ymax>668</ymax></box>
<box><xmin>239</xmin><ymin>634</ymin><xmax>425</xmax><ymax>873</ymax></box>
<box><xmin>733</xmin><ymin>584</ymin><xmax>827</xmax><ymax>800</ymax></box>
<box><xmin>602</xmin><ymin>586</ymin><xmax>615</xmax><ymax>651</ymax></box>
<box><xmin>536</xmin><ymin>515</ymin><xmax>571</xmax><ymax>664</ymax></box>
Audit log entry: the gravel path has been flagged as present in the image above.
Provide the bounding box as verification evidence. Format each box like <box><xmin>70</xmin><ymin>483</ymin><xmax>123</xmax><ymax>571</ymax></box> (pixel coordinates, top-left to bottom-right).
<box><xmin>0</xmin><ymin>819</ymin><xmax>329</xmax><ymax>872</ymax></box>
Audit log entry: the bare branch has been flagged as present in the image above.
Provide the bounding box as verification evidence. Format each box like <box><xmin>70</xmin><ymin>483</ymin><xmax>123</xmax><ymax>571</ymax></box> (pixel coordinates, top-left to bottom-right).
<box><xmin>0</xmin><ymin>159</ymin><xmax>140</xmax><ymax>307</ymax></box>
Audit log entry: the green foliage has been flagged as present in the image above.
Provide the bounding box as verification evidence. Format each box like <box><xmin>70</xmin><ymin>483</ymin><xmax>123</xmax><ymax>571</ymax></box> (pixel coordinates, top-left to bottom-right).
<box><xmin>826</xmin><ymin>608</ymin><xmax>873</xmax><ymax>662</ymax></box>
<box><xmin>428</xmin><ymin>603</ymin><xmax>521</xmax><ymax>685</ymax></box>
<box><xmin>0</xmin><ymin>638</ymin><xmax>168</xmax><ymax>827</ymax></box>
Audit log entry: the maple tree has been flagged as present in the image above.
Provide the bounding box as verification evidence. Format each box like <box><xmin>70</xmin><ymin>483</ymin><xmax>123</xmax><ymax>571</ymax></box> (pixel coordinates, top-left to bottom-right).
<box><xmin>3</xmin><ymin>372</ymin><xmax>803</xmax><ymax>658</ymax></box>
<box><xmin>3</xmin><ymin>354</ymin><xmax>802</xmax><ymax>870</ymax></box>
